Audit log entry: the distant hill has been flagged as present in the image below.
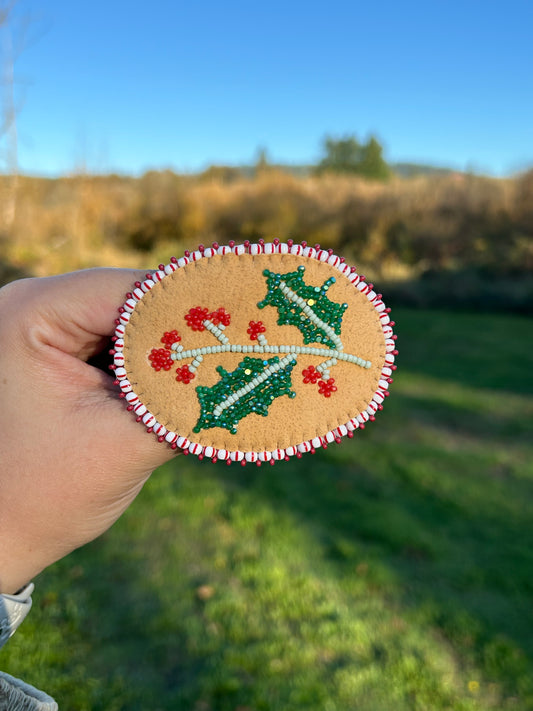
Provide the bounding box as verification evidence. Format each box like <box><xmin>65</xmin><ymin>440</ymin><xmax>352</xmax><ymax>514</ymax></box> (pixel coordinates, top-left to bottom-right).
<box><xmin>232</xmin><ymin>162</ymin><xmax>460</xmax><ymax>179</ymax></box>
<box><xmin>391</xmin><ymin>162</ymin><xmax>459</xmax><ymax>178</ymax></box>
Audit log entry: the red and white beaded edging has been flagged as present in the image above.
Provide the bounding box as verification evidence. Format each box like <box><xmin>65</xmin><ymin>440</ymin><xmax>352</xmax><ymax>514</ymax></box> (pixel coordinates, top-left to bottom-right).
<box><xmin>110</xmin><ymin>240</ymin><xmax>398</xmax><ymax>465</ymax></box>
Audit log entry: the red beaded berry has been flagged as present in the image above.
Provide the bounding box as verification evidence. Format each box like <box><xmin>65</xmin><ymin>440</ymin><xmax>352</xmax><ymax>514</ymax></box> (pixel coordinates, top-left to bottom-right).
<box><xmin>247</xmin><ymin>320</ymin><xmax>266</xmax><ymax>341</ymax></box>
<box><xmin>185</xmin><ymin>306</ymin><xmax>210</xmax><ymax>331</ymax></box>
<box><xmin>302</xmin><ymin>365</ymin><xmax>320</xmax><ymax>384</ymax></box>
<box><xmin>149</xmin><ymin>348</ymin><xmax>173</xmax><ymax>372</ymax></box>
<box><xmin>318</xmin><ymin>378</ymin><xmax>337</xmax><ymax>397</ymax></box>
<box><xmin>175</xmin><ymin>364</ymin><xmax>195</xmax><ymax>384</ymax></box>
<box><xmin>161</xmin><ymin>330</ymin><xmax>181</xmax><ymax>349</ymax></box>
<box><xmin>209</xmin><ymin>307</ymin><xmax>231</xmax><ymax>327</ymax></box>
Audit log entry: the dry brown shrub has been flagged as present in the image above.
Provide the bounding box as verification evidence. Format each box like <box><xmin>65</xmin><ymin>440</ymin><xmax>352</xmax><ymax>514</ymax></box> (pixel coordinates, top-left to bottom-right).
<box><xmin>1</xmin><ymin>169</ymin><xmax>531</xmax><ymax>296</ymax></box>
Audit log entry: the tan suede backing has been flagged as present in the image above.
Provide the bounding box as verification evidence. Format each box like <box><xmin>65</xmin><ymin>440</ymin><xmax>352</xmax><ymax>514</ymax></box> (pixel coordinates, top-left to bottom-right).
<box><xmin>123</xmin><ymin>253</ymin><xmax>386</xmax><ymax>452</ymax></box>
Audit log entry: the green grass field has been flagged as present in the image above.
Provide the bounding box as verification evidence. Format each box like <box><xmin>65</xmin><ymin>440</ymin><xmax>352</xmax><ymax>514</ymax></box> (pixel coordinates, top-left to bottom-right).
<box><xmin>3</xmin><ymin>308</ymin><xmax>533</xmax><ymax>711</ymax></box>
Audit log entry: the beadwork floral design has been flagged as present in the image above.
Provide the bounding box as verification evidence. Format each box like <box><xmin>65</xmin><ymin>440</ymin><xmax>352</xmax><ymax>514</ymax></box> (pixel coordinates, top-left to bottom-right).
<box><xmin>175</xmin><ymin>364</ymin><xmax>195</xmax><ymax>383</ymax></box>
<box><xmin>161</xmin><ymin>330</ymin><xmax>181</xmax><ymax>348</ymax></box>
<box><xmin>185</xmin><ymin>306</ymin><xmax>231</xmax><ymax>331</ymax></box>
<box><xmin>114</xmin><ymin>243</ymin><xmax>399</xmax><ymax>465</ymax></box>
<box><xmin>257</xmin><ymin>266</ymin><xmax>346</xmax><ymax>349</ymax></box>
<box><xmin>317</xmin><ymin>378</ymin><xmax>337</xmax><ymax>397</ymax></box>
<box><xmin>209</xmin><ymin>308</ymin><xmax>231</xmax><ymax>327</ymax></box>
<box><xmin>302</xmin><ymin>365</ymin><xmax>320</xmax><ymax>384</ymax></box>
<box><xmin>194</xmin><ymin>356</ymin><xmax>297</xmax><ymax>435</ymax></box>
<box><xmin>149</xmin><ymin>329</ymin><xmax>183</xmax><ymax>373</ymax></box>
<box><xmin>184</xmin><ymin>306</ymin><xmax>211</xmax><ymax>331</ymax></box>
<box><xmin>247</xmin><ymin>320</ymin><xmax>266</xmax><ymax>341</ymax></box>
<box><xmin>148</xmin><ymin>348</ymin><xmax>173</xmax><ymax>372</ymax></box>
<box><xmin>146</xmin><ymin>267</ymin><xmax>372</xmax><ymax>434</ymax></box>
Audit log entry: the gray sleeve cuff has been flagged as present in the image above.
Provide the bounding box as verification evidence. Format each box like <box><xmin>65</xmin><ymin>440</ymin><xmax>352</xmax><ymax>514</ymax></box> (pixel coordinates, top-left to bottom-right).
<box><xmin>0</xmin><ymin>671</ymin><xmax>58</xmax><ymax>711</ymax></box>
<box><xmin>0</xmin><ymin>584</ymin><xmax>35</xmax><ymax>649</ymax></box>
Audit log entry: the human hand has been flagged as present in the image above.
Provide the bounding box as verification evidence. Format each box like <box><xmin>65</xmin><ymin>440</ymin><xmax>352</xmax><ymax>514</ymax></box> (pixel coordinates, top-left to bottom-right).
<box><xmin>0</xmin><ymin>269</ymin><xmax>176</xmax><ymax>594</ymax></box>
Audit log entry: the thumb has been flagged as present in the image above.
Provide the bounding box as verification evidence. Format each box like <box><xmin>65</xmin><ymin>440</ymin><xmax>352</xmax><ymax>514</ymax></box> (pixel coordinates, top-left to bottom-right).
<box><xmin>15</xmin><ymin>268</ymin><xmax>150</xmax><ymax>361</ymax></box>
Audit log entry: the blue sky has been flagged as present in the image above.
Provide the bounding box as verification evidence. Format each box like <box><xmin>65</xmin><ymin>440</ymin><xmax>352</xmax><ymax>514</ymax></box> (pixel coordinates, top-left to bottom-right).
<box><xmin>4</xmin><ymin>0</ymin><xmax>533</xmax><ymax>176</ymax></box>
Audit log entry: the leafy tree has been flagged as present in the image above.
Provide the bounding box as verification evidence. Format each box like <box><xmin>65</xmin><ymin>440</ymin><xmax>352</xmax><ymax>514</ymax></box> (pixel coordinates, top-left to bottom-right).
<box><xmin>317</xmin><ymin>134</ymin><xmax>390</xmax><ymax>181</ymax></box>
<box><xmin>359</xmin><ymin>136</ymin><xmax>391</xmax><ymax>181</ymax></box>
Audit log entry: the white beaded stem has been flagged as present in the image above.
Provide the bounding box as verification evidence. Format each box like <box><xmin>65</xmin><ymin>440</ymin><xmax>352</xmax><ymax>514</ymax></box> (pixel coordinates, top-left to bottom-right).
<box><xmin>203</xmin><ymin>319</ymin><xmax>230</xmax><ymax>344</ymax></box>
<box><xmin>171</xmin><ymin>343</ymin><xmax>370</xmax><ymax>368</ymax></box>
<box><xmin>114</xmin><ymin>240</ymin><xmax>396</xmax><ymax>463</ymax></box>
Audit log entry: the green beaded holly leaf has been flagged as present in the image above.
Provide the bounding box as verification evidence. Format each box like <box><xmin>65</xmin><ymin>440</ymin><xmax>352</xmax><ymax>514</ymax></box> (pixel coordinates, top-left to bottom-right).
<box><xmin>257</xmin><ymin>266</ymin><xmax>347</xmax><ymax>349</ymax></box>
<box><xmin>193</xmin><ymin>355</ymin><xmax>297</xmax><ymax>435</ymax></box>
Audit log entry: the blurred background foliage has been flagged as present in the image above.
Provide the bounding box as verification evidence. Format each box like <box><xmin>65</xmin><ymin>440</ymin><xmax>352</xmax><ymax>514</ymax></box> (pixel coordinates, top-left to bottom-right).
<box><xmin>1</xmin><ymin>138</ymin><xmax>532</xmax><ymax>313</ymax></box>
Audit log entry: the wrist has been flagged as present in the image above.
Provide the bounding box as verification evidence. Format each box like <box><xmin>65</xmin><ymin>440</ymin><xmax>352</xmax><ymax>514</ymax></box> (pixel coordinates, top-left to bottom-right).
<box><xmin>0</xmin><ymin>511</ymin><xmax>53</xmax><ymax>595</ymax></box>
<box><xmin>0</xmin><ymin>566</ymin><xmax>40</xmax><ymax>597</ymax></box>
<box><xmin>0</xmin><ymin>550</ymin><xmax>36</xmax><ymax>596</ymax></box>
<box><xmin>0</xmin><ymin>579</ymin><xmax>33</xmax><ymax>596</ymax></box>
<box><xmin>0</xmin><ymin>529</ymin><xmax>44</xmax><ymax>596</ymax></box>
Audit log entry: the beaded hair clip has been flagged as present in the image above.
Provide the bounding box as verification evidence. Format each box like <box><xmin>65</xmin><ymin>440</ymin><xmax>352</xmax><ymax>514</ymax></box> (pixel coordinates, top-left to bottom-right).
<box><xmin>112</xmin><ymin>240</ymin><xmax>397</xmax><ymax>464</ymax></box>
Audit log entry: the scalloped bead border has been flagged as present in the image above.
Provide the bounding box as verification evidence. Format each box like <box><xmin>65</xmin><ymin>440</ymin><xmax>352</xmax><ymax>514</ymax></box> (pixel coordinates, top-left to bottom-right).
<box><xmin>110</xmin><ymin>239</ymin><xmax>398</xmax><ymax>465</ymax></box>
